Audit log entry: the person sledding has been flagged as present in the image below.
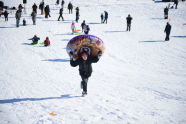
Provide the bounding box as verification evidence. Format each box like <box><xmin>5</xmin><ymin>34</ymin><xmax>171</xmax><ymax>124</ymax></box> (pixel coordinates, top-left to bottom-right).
<box><xmin>44</xmin><ymin>37</ymin><xmax>51</xmax><ymax>46</ymax></box>
<box><xmin>29</xmin><ymin>35</ymin><xmax>40</xmax><ymax>45</ymax></box>
<box><xmin>70</xmin><ymin>47</ymin><xmax>102</xmax><ymax>96</ymax></box>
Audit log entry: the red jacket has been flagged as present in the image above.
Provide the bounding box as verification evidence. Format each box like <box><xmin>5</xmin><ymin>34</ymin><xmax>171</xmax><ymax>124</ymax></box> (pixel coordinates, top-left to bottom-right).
<box><xmin>44</xmin><ymin>40</ymin><xmax>50</xmax><ymax>46</ymax></box>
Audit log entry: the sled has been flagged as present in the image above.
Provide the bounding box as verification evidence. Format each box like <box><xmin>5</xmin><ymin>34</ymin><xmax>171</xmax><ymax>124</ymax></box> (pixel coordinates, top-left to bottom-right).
<box><xmin>66</xmin><ymin>34</ymin><xmax>105</xmax><ymax>58</ymax></box>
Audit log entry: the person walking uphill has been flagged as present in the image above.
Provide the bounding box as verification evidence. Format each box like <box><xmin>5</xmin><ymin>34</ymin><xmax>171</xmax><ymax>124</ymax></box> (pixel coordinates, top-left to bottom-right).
<box><xmin>70</xmin><ymin>47</ymin><xmax>102</xmax><ymax>96</ymax></box>
<box><xmin>164</xmin><ymin>22</ymin><xmax>171</xmax><ymax>41</ymax></box>
<box><xmin>44</xmin><ymin>5</ymin><xmax>50</xmax><ymax>18</ymax></box>
<box><xmin>126</xmin><ymin>14</ymin><xmax>132</xmax><ymax>31</ymax></box>
<box><xmin>58</xmin><ymin>8</ymin><xmax>64</xmax><ymax>21</ymax></box>
<box><xmin>103</xmin><ymin>11</ymin><xmax>108</xmax><ymax>24</ymax></box>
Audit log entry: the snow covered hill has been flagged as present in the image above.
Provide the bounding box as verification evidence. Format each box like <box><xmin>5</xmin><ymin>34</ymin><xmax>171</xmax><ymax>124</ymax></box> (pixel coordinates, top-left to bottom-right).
<box><xmin>0</xmin><ymin>0</ymin><xmax>186</xmax><ymax>124</ymax></box>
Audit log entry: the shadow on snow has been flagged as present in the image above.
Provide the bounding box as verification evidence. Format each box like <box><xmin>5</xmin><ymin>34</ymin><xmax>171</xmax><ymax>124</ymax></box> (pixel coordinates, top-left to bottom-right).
<box><xmin>151</xmin><ymin>18</ymin><xmax>164</xmax><ymax>20</ymax></box>
<box><xmin>88</xmin><ymin>22</ymin><xmax>101</xmax><ymax>25</ymax></box>
<box><xmin>139</xmin><ymin>40</ymin><xmax>165</xmax><ymax>43</ymax></box>
<box><xmin>104</xmin><ymin>31</ymin><xmax>126</xmax><ymax>33</ymax></box>
<box><xmin>172</xmin><ymin>36</ymin><xmax>186</xmax><ymax>38</ymax></box>
<box><xmin>0</xmin><ymin>94</ymin><xmax>81</xmax><ymax>104</ymax></box>
<box><xmin>42</xmin><ymin>59</ymin><xmax>70</xmax><ymax>62</ymax></box>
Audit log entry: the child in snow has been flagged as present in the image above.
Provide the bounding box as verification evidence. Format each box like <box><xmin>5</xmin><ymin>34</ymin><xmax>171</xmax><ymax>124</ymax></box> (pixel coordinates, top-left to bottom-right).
<box><xmin>83</xmin><ymin>25</ymin><xmax>90</xmax><ymax>34</ymax></box>
<box><xmin>3</xmin><ymin>10</ymin><xmax>9</xmax><ymax>21</ymax></box>
<box><xmin>23</xmin><ymin>18</ymin><xmax>26</xmax><ymax>26</ymax></box>
<box><xmin>70</xmin><ymin>47</ymin><xmax>102</xmax><ymax>96</ymax></box>
<box><xmin>30</xmin><ymin>35</ymin><xmax>40</xmax><ymax>44</ymax></box>
<box><xmin>71</xmin><ymin>22</ymin><xmax>76</xmax><ymax>34</ymax></box>
<box><xmin>44</xmin><ymin>37</ymin><xmax>50</xmax><ymax>46</ymax></box>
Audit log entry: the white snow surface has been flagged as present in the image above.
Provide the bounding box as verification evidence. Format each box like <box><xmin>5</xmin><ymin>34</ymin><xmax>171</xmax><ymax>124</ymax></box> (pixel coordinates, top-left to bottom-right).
<box><xmin>0</xmin><ymin>0</ymin><xmax>186</xmax><ymax>124</ymax></box>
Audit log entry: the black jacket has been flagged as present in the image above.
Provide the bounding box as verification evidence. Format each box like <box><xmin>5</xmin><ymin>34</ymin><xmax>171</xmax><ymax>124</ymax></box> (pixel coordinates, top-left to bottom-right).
<box><xmin>126</xmin><ymin>16</ymin><xmax>132</xmax><ymax>24</ymax></box>
<box><xmin>164</xmin><ymin>7</ymin><xmax>168</xmax><ymax>14</ymax></box>
<box><xmin>70</xmin><ymin>56</ymin><xmax>99</xmax><ymax>77</ymax></box>
<box><xmin>164</xmin><ymin>23</ymin><xmax>171</xmax><ymax>34</ymax></box>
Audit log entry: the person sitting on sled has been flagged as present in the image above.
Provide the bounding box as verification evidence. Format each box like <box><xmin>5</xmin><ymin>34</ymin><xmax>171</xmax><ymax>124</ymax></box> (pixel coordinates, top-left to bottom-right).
<box><xmin>44</xmin><ymin>37</ymin><xmax>51</xmax><ymax>46</ymax></box>
<box><xmin>30</xmin><ymin>35</ymin><xmax>40</xmax><ymax>44</ymax></box>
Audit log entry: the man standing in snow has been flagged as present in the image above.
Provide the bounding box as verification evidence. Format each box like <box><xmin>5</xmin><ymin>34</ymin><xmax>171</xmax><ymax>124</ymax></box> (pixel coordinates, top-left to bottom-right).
<box><xmin>39</xmin><ymin>1</ymin><xmax>44</xmax><ymax>15</ymax></box>
<box><xmin>103</xmin><ymin>11</ymin><xmax>108</xmax><ymax>24</ymax></box>
<box><xmin>68</xmin><ymin>2</ymin><xmax>73</xmax><ymax>14</ymax></box>
<box><xmin>126</xmin><ymin>14</ymin><xmax>132</xmax><ymax>31</ymax></box>
<box><xmin>61</xmin><ymin>0</ymin><xmax>65</xmax><ymax>8</ymax></box>
<box><xmin>164</xmin><ymin>6</ymin><xmax>169</xmax><ymax>19</ymax></box>
<box><xmin>75</xmin><ymin>7</ymin><xmax>80</xmax><ymax>23</ymax></box>
<box><xmin>70</xmin><ymin>47</ymin><xmax>102</xmax><ymax>96</ymax></box>
<box><xmin>15</xmin><ymin>10</ymin><xmax>21</xmax><ymax>27</ymax></box>
<box><xmin>164</xmin><ymin>22</ymin><xmax>171</xmax><ymax>41</ymax></box>
<box><xmin>31</xmin><ymin>11</ymin><xmax>37</xmax><ymax>25</ymax></box>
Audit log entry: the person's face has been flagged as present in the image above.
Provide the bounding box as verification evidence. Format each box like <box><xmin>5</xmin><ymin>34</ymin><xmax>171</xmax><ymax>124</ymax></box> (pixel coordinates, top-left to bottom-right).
<box><xmin>82</xmin><ymin>54</ymin><xmax>88</xmax><ymax>60</ymax></box>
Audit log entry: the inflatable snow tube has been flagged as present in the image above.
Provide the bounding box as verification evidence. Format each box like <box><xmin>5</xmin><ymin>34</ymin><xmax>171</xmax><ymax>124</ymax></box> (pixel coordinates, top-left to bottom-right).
<box><xmin>66</xmin><ymin>34</ymin><xmax>105</xmax><ymax>58</ymax></box>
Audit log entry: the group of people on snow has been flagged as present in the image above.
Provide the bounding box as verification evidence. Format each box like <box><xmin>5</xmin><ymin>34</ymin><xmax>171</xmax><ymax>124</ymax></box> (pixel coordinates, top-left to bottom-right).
<box><xmin>30</xmin><ymin>35</ymin><xmax>50</xmax><ymax>46</ymax></box>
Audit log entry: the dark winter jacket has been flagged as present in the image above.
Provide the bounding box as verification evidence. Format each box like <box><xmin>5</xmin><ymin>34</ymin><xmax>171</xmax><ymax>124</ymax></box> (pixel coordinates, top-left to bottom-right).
<box><xmin>18</xmin><ymin>4</ymin><xmax>23</xmax><ymax>12</ymax></box>
<box><xmin>45</xmin><ymin>6</ymin><xmax>50</xmax><ymax>14</ymax></box>
<box><xmin>126</xmin><ymin>16</ymin><xmax>132</xmax><ymax>24</ymax></box>
<box><xmin>68</xmin><ymin>3</ymin><xmax>73</xmax><ymax>10</ymax></box>
<box><xmin>61</xmin><ymin>0</ymin><xmax>65</xmax><ymax>5</ymax></box>
<box><xmin>104</xmin><ymin>11</ymin><xmax>108</xmax><ymax>19</ymax></box>
<box><xmin>39</xmin><ymin>2</ymin><xmax>44</xmax><ymax>10</ymax></box>
<box><xmin>81</xmin><ymin>21</ymin><xmax>86</xmax><ymax>29</ymax></box>
<box><xmin>59</xmin><ymin>8</ymin><xmax>63</xmax><ymax>15</ymax></box>
<box><xmin>70</xmin><ymin>56</ymin><xmax>99</xmax><ymax>77</ymax></box>
<box><xmin>15</xmin><ymin>10</ymin><xmax>21</xmax><ymax>20</ymax></box>
<box><xmin>164</xmin><ymin>7</ymin><xmax>169</xmax><ymax>14</ymax></box>
<box><xmin>32</xmin><ymin>4</ymin><xmax>38</xmax><ymax>12</ymax></box>
<box><xmin>164</xmin><ymin>23</ymin><xmax>171</xmax><ymax>34</ymax></box>
<box><xmin>31</xmin><ymin>37</ymin><xmax>40</xmax><ymax>44</ymax></box>
<box><xmin>3</xmin><ymin>11</ymin><xmax>9</xmax><ymax>18</ymax></box>
<box><xmin>174</xmin><ymin>0</ymin><xmax>178</xmax><ymax>4</ymax></box>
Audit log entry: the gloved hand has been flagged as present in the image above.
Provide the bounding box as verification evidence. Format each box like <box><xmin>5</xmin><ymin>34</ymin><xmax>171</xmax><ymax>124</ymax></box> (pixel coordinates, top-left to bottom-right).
<box><xmin>69</xmin><ymin>51</ymin><xmax>74</xmax><ymax>59</ymax></box>
<box><xmin>70</xmin><ymin>51</ymin><xmax>77</xmax><ymax>61</ymax></box>
<box><xmin>98</xmin><ymin>51</ymin><xmax>102</xmax><ymax>59</ymax></box>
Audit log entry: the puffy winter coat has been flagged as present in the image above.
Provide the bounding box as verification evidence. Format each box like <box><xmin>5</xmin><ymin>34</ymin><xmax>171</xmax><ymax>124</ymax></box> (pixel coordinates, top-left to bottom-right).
<box><xmin>44</xmin><ymin>40</ymin><xmax>50</xmax><ymax>46</ymax></box>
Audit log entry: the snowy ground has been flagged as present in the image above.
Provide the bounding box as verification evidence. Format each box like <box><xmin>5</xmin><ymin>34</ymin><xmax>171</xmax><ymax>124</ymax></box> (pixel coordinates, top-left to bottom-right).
<box><xmin>0</xmin><ymin>0</ymin><xmax>186</xmax><ymax>124</ymax></box>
